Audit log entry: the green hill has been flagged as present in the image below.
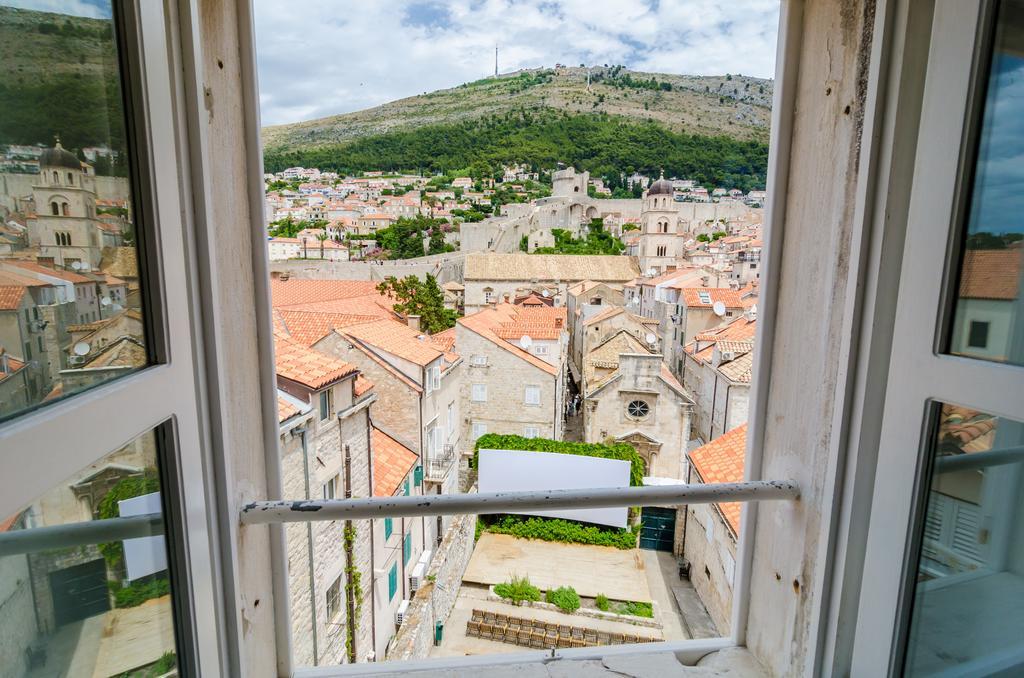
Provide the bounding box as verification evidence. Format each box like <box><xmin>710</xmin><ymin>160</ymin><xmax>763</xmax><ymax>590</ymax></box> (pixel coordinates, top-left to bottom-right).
<box><xmin>262</xmin><ymin>67</ymin><xmax>772</xmax><ymax>190</ymax></box>
<box><xmin>0</xmin><ymin>6</ymin><xmax>124</xmax><ymax>153</ymax></box>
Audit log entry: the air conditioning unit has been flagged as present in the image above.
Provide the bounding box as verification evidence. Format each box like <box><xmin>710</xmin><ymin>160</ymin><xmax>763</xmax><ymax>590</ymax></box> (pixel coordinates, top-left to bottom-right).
<box><xmin>395</xmin><ymin>599</ymin><xmax>410</xmax><ymax>626</ymax></box>
<box><xmin>409</xmin><ymin>562</ymin><xmax>426</xmax><ymax>593</ymax></box>
<box><xmin>28</xmin><ymin>319</ymin><xmax>47</xmax><ymax>333</ymax></box>
<box><xmin>67</xmin><ymin>355</ymin><xmax>84</xmax><ymax>366</ymax></box>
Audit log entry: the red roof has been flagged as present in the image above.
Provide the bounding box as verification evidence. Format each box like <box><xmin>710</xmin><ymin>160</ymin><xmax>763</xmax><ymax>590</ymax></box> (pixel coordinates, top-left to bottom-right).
<box><xmin>372</xmin><ymin>428</ymin><xmax>418</xmax><ymax>497</ymax></box>
<box><xmin>0</xmin><ymin>285</ymin><xmax>26</xmax><ymax>310</ymax></box>
<box><xmin>688</xmin><ymin>424</ymin><xmax>747</xmax><ymax>536</ymax></box>
<box><xmin>959</xmin><ymin>249</ymin><xmax>1020</xmax><ymax>300</ymax></box>
<box><xmin>681</xmin><ymin>287</ymin><xmax>747</xmax><ymax>308</ymax></box>
<box><xmin>274</xmin><ymin>334</ymin><xmax>357</xmax><ymax>390</ymax></box>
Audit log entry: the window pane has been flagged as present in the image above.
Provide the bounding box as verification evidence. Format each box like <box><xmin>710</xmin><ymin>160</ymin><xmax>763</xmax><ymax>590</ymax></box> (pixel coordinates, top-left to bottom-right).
<box><xmin>0</xmin><ymin>0</ymin><xmax>150</xmax><ymax>422</ymax></box>
<box><xmin>903</xmin><ymin>404</ymin><xmax>1024</xmax><ymax>675</ymax></box>
<box><xmin>947</xmin><ymin>0</ymin><xmax>1024</xmax><ymax>365</ymax></box>
<box><xmin>0</xmin><ymin>429</ymin><xmax>181</xmax><ymax>677</ymax></box>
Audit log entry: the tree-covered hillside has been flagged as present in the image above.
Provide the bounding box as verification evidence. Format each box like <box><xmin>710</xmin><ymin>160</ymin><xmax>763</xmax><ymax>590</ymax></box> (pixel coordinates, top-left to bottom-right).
<box><xmin>264</xmin><ymin>109</ymin><xmax>769</xmax><ymax>192</ymax></box>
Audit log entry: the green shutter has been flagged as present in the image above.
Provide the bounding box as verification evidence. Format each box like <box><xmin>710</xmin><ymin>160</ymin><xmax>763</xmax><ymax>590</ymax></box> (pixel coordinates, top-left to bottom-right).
<box><xmin>384</xmin><ymin>517</ymin><xmax>393</xmax><ymax>540</ymax></box>
<box><xmin>414</xmin><ymin>465</ymin><xmax>423</xmax><ymax>487</ymax></box>
<box><xmin>404</xmin><ymin>533</ymin><xmax>412</xmax><ymax>564</ymax></box>
<box><xmin>388</xmin><ymin>564</ymin><xmax>397</xmax><ymax>601</ymax></box>
<box><xmin>403</xmin><ymin>478</ymin><xmax>410</xmax><ymax>496</ymax></box>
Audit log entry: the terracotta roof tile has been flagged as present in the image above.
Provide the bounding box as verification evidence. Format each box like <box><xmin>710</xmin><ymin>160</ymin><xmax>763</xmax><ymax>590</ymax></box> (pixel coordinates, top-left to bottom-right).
<box><xmin>278</xmin><ymin>310</ymin><xmax>381</xmax><ymax>347</ymax></box>
<box><xmin>688</xmin><ymin>423</ymin><xmax>747</xmax><ymax>535</ymax></box>
<box><xmin>938</xmin><ymin>404</ymin><xmax>998</xmax><ymax>454</ymax></box>
<box><xmin>341</xmin><ymin>318</ymin><xmax>445</xmax><ymax>366</ymax></box>
<box><xmin>372</xmin><ymin>427</ymin><xmax>418</xmax><ymax>497</ymax></box>
<box><xmin>681</xmin><ymin>288</ymin><xmax>747</xmax><ymax>308</ymax></box>
<box><xmin>275</xmin><ymin>334</ymin><xmax>357</xmax><ymax>389</ymax></box>
<box><xmin>958</xmin><ymin>249</ymin><xmax>1021</xmax><ymax>300</ymax></box>
<box><xmin>457</xmin><ymin>303</ymin><xmax>561</xmax><ymax>375</ymax></box>
<box><xmin>277</xmin><ymin>395</ymin><xmax>300</xmax><ymax>423</ymax></box>
<box><xmin>0</xmin><ymin>285</ymin><xmax>26</xmax><ymax>310</ymax></box>
<box><xmin>354</xmin><ymin>375</ymin><xmax>374</xmax><ymax>397</ymax></box>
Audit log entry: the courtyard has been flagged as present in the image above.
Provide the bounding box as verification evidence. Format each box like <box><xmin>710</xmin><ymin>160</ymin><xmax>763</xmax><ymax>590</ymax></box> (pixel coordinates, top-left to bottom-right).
<box><xmin>432</xmin><ymin>533</ymin><xmax>718</xmax><ymax>658</ymax></box>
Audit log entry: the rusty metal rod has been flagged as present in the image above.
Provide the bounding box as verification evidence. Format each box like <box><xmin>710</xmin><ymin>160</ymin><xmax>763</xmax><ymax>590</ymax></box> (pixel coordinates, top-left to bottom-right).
<box><xmin>240</xmin><ymin>480</ymin><xmax>800</xmax><ymax>525</ymax></box>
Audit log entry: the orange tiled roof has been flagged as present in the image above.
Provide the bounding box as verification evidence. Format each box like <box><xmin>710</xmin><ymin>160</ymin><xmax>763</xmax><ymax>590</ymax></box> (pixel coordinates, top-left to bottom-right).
<box><xmin>958</xmin><ymin>249</ymin><xmax>1021</xmax><ymax>300</ymax></box>
<box><xmin>938</xmin><ymin>404</ymin><xmax>997</xmax><ymax>454</ymax></box>
<box><xmin>277</xmin><ymin>395</ymin><xmax>300</xmax><ymax>423</ymax></box>
<box><xmin>688</xmin><ymin>423</ymin><xmax>747</xmax><ymax>535</ymax></box>
<box><xmin>277</xmin><ymin>310</ymin><xmax>380</xmax><ymax>347</ymax></box>
<box><xmin>457</xmin><ymin>303</ymin><xmax>561</xmax><ymax>375</ymax></box>
<box><xmin>4</xmin><ymin>260</ymin><xmax>93</xmax><ymax>283</ymax></box>
<box><xmin>274</xmin><ymin>334</ymin><xmax>357</xmax><ymax>389</ymax></box>
<box><xmin>0</xmin><ymin>285</ymin><xmax>26</xmax><ymax>310</ymax></box>
<box><xmin>681</xmin><ymin>287</ymin><xmax>747</xmax><ymax>308</ymax></box>
<box><xmin>270</xmin><ymin>278</ymin><xmax>394</xmax><ymax>309</ymax></box>
<box><xmin>431</xmin><ymin>327</ymin><xmax>457</xmax><ymax>353</ymax></box>
<box><xmin>354</xmin><ymin>375</ymin><xmax>374</xmax><ymax>397</ymax></box>
<box><xmin>687</xmin><ymin>316</ymin><xmax>757</xmax><ymax>363</ymax></box>
<box><xmin>341</xmin><ymin>318</ymin><xmax>445</xmax><ymax>366</ymax></box>
<box><xmin>372</xmin><ymin>427</ymin><xmax>418</xmax><ymax>497</ymax></box>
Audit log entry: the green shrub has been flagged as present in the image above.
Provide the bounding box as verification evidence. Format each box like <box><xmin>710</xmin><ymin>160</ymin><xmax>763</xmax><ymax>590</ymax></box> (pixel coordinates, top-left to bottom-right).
<box><xmin>481</xmin><ymin>514</ymin><xmax>640</xmax><ymax>550</ymax></box>
<box><xmin>494</xmin><ymin>575</ymin><xmax>541</xmax><ymax>604</ymax></box>
<box><xmin>96</xmin><ymin>471</ymin><xmax>160</xmax><ymax>569</ymax></box>
<box><xmin>546</xmin><ymin>586</ymin><xmax>581</xmax><ymax>614</ymax></box>
<box><xmin>472</xmin><ymin>435</ymin><xmax>645</xmax><ymax>486</ymax></box>
<box><xmin>621</xmin><ymin>601</ymin><xmax>654</xmax><ymax>618</ymax></box>
<box><xmin>595</xmin><ymin>594</ymin><xmax>610</xmax><ymax>611</ymax></box>
<box><xmin>108</xmin><ymin>577</ymin><xmax>170</xmax><ymax>608</ymax></box>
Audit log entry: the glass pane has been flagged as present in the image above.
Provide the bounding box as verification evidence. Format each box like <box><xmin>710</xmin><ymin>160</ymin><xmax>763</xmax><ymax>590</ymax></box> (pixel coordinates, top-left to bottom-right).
<box><xmin>0</xmin><ymin>429</ymin><xmax>180</xmax><ymax>677</ymax></box>
<box><xmin>0</xmin><ymin>0</ymin><xmax>149</xmax><ymax>422</ymax></box>
<box><xmin>903</xmin><ymin>403</ymin><xmax>1024</xmax><ymax>676</ymax></box>
<box><xmin>947</xmin><ymin>0</ymin><xmax>1024</xmax><ymax>365</ymax></box>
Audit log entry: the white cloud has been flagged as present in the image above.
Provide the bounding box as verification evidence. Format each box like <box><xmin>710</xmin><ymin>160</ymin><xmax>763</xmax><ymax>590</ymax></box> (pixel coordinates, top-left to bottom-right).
<box><xmin>253</xmin><ymin>0</ymin><xmax>779</xmax><ymax>126</ymax></box>
<box><xmin>0</xmin><ymin>0</ymin><xmax>109</xmax><ymax>18</ymax></box>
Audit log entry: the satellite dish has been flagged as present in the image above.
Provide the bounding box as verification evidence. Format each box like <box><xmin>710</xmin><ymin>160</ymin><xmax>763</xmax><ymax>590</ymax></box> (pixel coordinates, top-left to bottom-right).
<box><xmin>541</xmin><ymin>290</ymin><xmax>550</xmax><ymax>298</ymax></box>
<box><xmin>519</xmin><ymin>335</ymin><xmax>533</xmax><ymax>350</ymax></box>
<box><xmin>70</xmin><ymin>261</ymin><xmax>83</xmax><ymax>270</ymax></box>
<box><xmin>111</xmin><ymin>303</ymin><xmax>123</xmax><ymax>312</ymax></box>
<box><xmin>73</xmin><ymin>341</ymin><xmax>91</xmax><ymax>356</ymax></box>
<box><xmin>712</xmin><ymin>301</ymin><xmax>727</xmax><ymax>316</ymax></box>
<box><xmin>100</xmin><ymin>296</ymin><xmax>111</xmax><ymax>306</ymax></box>
<box><xmin>645</xmin><ymin>333</ymin><xmax>657</xmax><ymax>345</ymax></box>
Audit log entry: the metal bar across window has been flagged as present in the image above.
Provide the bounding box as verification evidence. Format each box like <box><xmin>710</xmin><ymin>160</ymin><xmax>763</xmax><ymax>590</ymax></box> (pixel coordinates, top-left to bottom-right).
<box><xmin>0</xmin><ymin>513</ymin><xmax>163</xmax><ymax>557</ymax></box>
<box><xmin>239</xmin><ymin>480</ymin><xmax>800</xmax><ymax>525</ymax></box>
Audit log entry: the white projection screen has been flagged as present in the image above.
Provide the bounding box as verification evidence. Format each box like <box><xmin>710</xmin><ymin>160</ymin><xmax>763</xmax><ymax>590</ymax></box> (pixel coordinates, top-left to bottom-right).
<box><xmin>477</xmin><ymin>448</ymin><xmax>631</xmax><ymax>528</ymax></box>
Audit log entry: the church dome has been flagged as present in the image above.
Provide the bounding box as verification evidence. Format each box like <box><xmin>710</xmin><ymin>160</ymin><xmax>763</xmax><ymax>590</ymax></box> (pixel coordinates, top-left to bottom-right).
<box><xmin>39</xmin><ymin>142</ymin><xmax>82</xmax><ymax>170</ymax></box>
<box><xmin>648</xmin><ymin>176</ymin><xmax>673</xmax><ymax>196</ymax></box>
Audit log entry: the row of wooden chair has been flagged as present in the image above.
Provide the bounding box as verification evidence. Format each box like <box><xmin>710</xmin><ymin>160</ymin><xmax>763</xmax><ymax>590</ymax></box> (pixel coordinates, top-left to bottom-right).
<box><xmin>465</xmin><ymin>608</ymin><xmax>657</xmax><ymax>649</ymax></box>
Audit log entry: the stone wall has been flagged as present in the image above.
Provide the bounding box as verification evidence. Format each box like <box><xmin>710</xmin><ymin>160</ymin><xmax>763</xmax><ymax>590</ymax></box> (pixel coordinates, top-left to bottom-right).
<box><xmin>385</xmin><ymin>510</ymin><xmax>476</xmax><ymax>660</ymax></box>
<box><xmin>269</xmin><ymin>251</ymin><xmax>465</xmax><ymax>285</ymax></box>
<box><xmin>682</xmin><ymin>503</ymin><xmax>736</xmax><ymax>636</ymax></box>
<box><xmin>0</xmin><ymin>552</ymin><xmax>38</xmax><ymax>676</ymax></box>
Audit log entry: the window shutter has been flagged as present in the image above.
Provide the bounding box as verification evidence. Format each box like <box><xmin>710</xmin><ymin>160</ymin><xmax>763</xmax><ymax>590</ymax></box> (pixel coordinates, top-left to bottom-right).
<box><xmin>414</xmin><ymin>465</ymin><xmax>423</xmax><ymax>486</ymax></box>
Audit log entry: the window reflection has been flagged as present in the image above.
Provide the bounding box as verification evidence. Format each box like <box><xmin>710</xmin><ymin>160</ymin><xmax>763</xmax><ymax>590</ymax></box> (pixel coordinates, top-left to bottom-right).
<box><xmin>0</xmin><ymin>0</ymin><xmax>148</xmax><ymax>422</ymax></box>
<box><xmin>948</xmin><ymin>0</ymin><xmax>1024</xmax><ymax>365</ymax></box>
<box><xmin>0</xmin><ymin>429</ymin><xmax>179</xmax><ymax>677</ymax></box>
<box><xmin>903</xmin><ymin>404</ymin><xmax>1024</xmax><ymax>676</ymax></box>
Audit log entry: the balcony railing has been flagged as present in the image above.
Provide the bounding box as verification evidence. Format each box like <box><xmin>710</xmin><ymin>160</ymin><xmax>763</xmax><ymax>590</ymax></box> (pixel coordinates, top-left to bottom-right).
<box><xmin>423</xmin><ymin>443</ymin><xmax>456</xmax><ymax>483</ymax></box>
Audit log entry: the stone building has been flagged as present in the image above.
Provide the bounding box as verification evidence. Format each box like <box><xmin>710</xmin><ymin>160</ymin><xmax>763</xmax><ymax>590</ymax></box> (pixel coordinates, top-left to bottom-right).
<box><xmin>681</xmin><ymin>312</ymin><xmax>756</xmax><ymax>443</ymax></box>
<box><xmin>570</xmin><ymin>305</ymin><xmax>659</xmax><ymax>385</ymax></box>
<box><xmin>27</xmin><ymin>142</ymin><xmax>114</xmax><ymax>269</ymax></box>
<box><xmin>462</xmin><ymin>252</ymin><xmax>639</xmax><ymax>314</ymax></box>
<box><xmin>580</xmin><ymin>330</ymin><xmax>692</xmax><ymax>480</ymax></box>
<box><xmin>683</xmin><ymin>424</ymin><xmax>747</xmax><ymax>636</ymax></box>
<box><xmin>636</xmin><ymin>175</ymin><xmax>682</xmax><ymax>275</ymax></box>
<box><xmin>456</xmin><ymin>301</ymin><xmax>568</xmax><ymax>445</ymax></box>
<box><xmin>275</xmin><ymin>334</ymin><xmax>374</xmax><ymax>666</ymax></box>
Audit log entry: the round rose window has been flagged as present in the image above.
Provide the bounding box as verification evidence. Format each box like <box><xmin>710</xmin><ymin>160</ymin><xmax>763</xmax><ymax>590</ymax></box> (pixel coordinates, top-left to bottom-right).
<box><xmin>627</xmin><ymin>400</ymin><xmax>650</xmax><ymax>418</ymax></box>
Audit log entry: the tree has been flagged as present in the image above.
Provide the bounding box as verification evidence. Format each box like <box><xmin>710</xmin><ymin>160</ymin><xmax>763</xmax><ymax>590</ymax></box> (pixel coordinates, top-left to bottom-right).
<box><xmin>317</xmin><ymin>232</ymin><xmax>328</xmax><ymax>258</ymax></box>
<box><xmin>376</xmin><ymin>275</ymin><xmax>457</xmax><ymax>333</ymax></box>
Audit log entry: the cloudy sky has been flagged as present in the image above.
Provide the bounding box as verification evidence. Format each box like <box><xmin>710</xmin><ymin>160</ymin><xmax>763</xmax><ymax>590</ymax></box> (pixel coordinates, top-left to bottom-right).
<box><xmin>253</xmin><ymin>0</ymin><xmax>780</xmax><ymax>127</ymax></box>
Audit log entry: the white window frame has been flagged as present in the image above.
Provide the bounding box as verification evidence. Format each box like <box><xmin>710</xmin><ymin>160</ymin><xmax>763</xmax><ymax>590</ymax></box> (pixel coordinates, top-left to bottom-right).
<box><xmin>524</xmin><ymin>384</ymin><xmax>541</xmax><ymax>406</ymax></box>
<box><xmin>471</xmin><ymin>354</ymin><xmax>487</xmax><ymax>366</ymax></box>
<box><xmin>523</xmin><ymin>425</ymin><xmax>539</xmax><ymax>439</ymax></box>
<box><xmin>852</xmin><ymin>1</ymin><xmax>1024</xmax><ymax>673</ymax></box>
<box><xmin>0</xmin><ymin>2</ymin><xmax>224</xmax><ymax>673</ymax></box>
<box><xmin>471</xmin><ymin>383</ymin><xmax>487</xmax><ymax>402</ymax></box>
<box><xmin>471</xmin><ymin>422</ymin><xmax>487</xmax><ymax>440</ymax></box>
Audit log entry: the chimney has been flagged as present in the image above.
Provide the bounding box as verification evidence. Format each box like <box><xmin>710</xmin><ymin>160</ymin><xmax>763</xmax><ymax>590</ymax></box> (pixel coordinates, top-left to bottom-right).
<box><xmin>555</xmin><ymin>317</ymin><xmax>563</xmax><ymax>328</ymax></box>
<box><xmin>407</xmin><ymin>315</ymin><xmax>421</xmax><ymax>331</ymax></box>
<box><xmin>0</xmin><ymin>349</ymin><xmax>7</xmax><ymax>375</ymax></box>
